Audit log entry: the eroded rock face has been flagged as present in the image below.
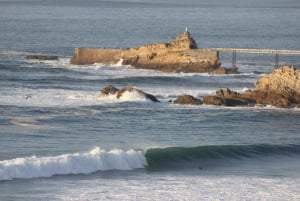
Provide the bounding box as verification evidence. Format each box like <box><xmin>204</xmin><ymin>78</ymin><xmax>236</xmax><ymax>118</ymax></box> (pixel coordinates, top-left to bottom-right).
<box><xmin>255</xmin><ymin>66</ymin><xmax>300</xmax><ymax>93</ymax></box>
<box><xmin>202</xmin><ymin>66</ymin><xmax>300</xmax><ymax>108</ymax></box>
<box><xmin>70</xmin><ymin>31</ymin><xmax>222</xmax><ymax>73</ymax></box>
<box><xmin>242</xmin><ymin>89</ymin><xmax>295</xmax><ymax>107</ymax></box>
<box><xmin>174</xmin><ymin>95</ymin><xmax>203</xmax><ymax>105</ymax></box>
<box><xmin>121</xmin><ymin>31</ymin><xmax>220</xmax><ymax>73</ymax></box>
<box><xmin>99</xmin><ymin>85</ymin><xmax>160</xmax><ymax>102</ymax></box>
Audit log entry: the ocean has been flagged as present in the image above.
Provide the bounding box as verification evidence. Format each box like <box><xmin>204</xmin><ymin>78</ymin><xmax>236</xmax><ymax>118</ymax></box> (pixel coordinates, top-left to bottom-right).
<box><xmin>1</xmin><ymin>0</ymin><xmax>300</xmax><ymax>200</ymax></box>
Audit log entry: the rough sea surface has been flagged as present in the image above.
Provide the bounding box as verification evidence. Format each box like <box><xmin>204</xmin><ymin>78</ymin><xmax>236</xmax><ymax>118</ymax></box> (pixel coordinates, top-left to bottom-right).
<box><xmin>0</xmin><ymin>0</ymin><xmax>300</xmax><ymax>200</ymax></box>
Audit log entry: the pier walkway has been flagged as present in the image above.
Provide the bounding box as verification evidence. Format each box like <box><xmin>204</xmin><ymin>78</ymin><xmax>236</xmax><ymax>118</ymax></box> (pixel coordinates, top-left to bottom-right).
<box><xmin>206</xmin><ymin>48</ymin><xmax>300</xmax><ymax>55</ymax></box>
<box><xmin>201</xmin><ymin>48</ymin><xmax>300</xmax><ymax>68</ymax></box>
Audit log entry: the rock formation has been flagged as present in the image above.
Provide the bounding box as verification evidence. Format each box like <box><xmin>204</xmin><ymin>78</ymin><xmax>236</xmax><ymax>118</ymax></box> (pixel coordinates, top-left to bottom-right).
<box><xmin>174</xmin><ymin>95</ymin><xmax>203</xmax><ymax>105</ymax></box>
<box><xmin>255</xmin><ymin>66</ymin><xmax>300</xmax><ymax>94</ymax></box>
<box><xmin>98</xmin><ymin>66</ymin><xmax>299</xmax><ymax>108</ymax></box>
<box><xmin>202</xmin><ymin>66</ymin><xmax>300</xmax><ymax>108</ymax></box>
<box><xmin>25</xmin><ymin>55</ymin><xmax>58</xmax><ymax>60</ymax></box>
<box><xmin>203</xmin><ymin>88</ymin><xmax>255</xmax><ymax>107</ymax></box>
<box><xmin>99</xmin><ymin>85</ymin><xmax>119</xmax><ymax>96</ymax></box>
<box><xmin>71</xmin><ymin>30</ymin><xmax>225</xmax><ymax>73</ymax></box>
<box><xmin>99</xmin><ymin>85</ymin><xmax>160</xmax><ymax>102</ymax></box>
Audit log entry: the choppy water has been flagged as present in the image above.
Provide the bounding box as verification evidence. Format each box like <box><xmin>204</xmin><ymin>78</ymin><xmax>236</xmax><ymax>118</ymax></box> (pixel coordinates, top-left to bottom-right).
<box><xmin>1</xmin><ymin>0</ymin><xmax>300</xmax><ymax>200</ymax></box>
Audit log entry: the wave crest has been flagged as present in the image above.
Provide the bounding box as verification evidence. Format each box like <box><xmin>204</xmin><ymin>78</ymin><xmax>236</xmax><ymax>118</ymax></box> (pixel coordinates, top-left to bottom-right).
<box><xmin>0</xmin><ymin>147</ymin><xmax>147</xmax><ymax>181</ymax></box>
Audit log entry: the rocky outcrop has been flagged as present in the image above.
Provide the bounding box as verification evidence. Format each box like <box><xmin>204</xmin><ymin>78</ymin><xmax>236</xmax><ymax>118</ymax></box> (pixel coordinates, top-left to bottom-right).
<box><xmin>242</xmin><ymin>89</ymin><xmax>298</xmax><ymax>107</ymax></box>
<box><xmin>174</xmin><ymin>95</ymin><xmax>203</xmax><ymax>105</ymax></box>
<box><xmin>203</xmin><ymin>88</ymin><xmax>255</xmax><ymax>106</ymax></box>
<box><xmin>202</xmin><ymin>66</ymin><xmax>300</xmax><ymax>108</ymax></box>
<box><xmin>255</xmin><ymin>66</ymin><xmax>300</xmax><ymax>94</ymax></box>
<box><xmin>71</xmin><ymin>31</ymin><xmax>224</xmax><ymax>73</ymax></box>
<box><xmin>99</xmin><ymin>85</ymin><xmax>160</xmax><ymax>102</ymax></box>
<box><xmin>25</xmin><ymin>55</ymin><xmax>58</xmax><ymax>60</ymax></box>
<box><xmin>100</xmin><ymin>85</ymin><xmax>119</xmax><ymax>96</ymax></box>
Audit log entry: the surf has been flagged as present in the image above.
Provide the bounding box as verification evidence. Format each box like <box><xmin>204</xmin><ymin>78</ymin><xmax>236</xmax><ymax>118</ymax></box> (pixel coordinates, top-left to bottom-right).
<box><xmin>1</xmin><ymin>144</ymin><xmax>300</xmax><ymax>181</ymax></box>
<box><xmin>0</xmin><ymin>147</ymin><xmax>147</xmax><ymax>181</ymax></box>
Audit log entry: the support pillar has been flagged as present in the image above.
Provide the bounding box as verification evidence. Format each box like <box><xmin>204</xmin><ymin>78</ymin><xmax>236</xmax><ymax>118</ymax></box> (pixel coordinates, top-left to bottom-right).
<box><xmin>232</xmin><ymin>49</ymin><xmax>237</xmax><ymax>70</ymax></box>
<box><xmin>274</xmin><ymin>51</ymin><xmax>279</xmax><ymax>68</ymax></box>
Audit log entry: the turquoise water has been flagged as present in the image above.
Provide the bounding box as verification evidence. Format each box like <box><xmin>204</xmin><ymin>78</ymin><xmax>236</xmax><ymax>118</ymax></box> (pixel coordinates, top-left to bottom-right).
<box><xmin>1</xmin><ymin>0</ymin><xmax>300</xmax><ymax>200</ymax></box>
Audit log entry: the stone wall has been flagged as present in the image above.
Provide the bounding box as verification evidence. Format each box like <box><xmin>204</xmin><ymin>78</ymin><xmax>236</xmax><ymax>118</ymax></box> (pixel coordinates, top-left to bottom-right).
<box><xmin>70</xmin><ymin>48</ymin><xmax>123</xmax><ymax>65</ymax></box>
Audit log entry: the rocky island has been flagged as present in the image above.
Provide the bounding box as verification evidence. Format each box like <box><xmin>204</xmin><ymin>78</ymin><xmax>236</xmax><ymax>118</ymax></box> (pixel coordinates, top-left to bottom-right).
<box><xmin>70</xmin><ymin>30</ymin><xmax>235</xmax><ymax>73</ymax></box>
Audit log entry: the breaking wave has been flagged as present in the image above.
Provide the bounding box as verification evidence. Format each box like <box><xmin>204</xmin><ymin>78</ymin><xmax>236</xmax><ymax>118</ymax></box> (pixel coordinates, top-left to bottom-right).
<box><xmin>0</xmin><ymin>147</ymin><xmax>147</xmax><ymax>181</ymax></box>
<box><xmin>99</xmin><ymin>90</ymin><xmax>155</xmax><ymax>103</ymax></box>
<box><xmin>2</xmin><ymin>144</ymin><xmax>300</xmax><ymax>181</ymax></box>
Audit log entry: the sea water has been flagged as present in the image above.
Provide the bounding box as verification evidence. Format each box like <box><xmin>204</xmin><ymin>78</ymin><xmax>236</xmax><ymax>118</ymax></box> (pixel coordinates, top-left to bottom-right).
<box><xmin>1</xmin><ymin>0</ymin><xmax>300</xmax><ymax>200</ymax></box>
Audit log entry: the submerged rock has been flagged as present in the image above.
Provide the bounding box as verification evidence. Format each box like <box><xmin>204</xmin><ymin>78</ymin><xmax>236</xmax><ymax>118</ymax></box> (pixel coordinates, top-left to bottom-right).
<box><xmin>116</xmin><ymin>86</ymin><xmax>160</xmax><ymax>102</ymax></box>
<box><xmin>210</xmin><ymin>67</ymin><xmax>239</xmax><ymax>74</ymax></box>
<box><xmin>99</xmin><ymin>85</ymin><xmax>119</xmax><ymax>96</ymax></box>
<box><xmin>174</xmin><ymin>95</ymin><xmax>203</xmax><ymax>105</ymax></box>
<box><xmin>25</xmin><ymin>55</ymin><xmax>58</xmax><ymax>60</ymax></box>
<box><xmin>99</xmin><ymin>85</ymin><xmax>160</xmax><ymax>102</ymax></box>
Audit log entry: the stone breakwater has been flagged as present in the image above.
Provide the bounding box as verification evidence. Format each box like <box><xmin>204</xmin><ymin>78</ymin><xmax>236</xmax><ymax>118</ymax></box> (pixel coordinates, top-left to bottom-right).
<box><xmin>70</xmin><ymin>31</ymin><xmax>229</xmax><ymax>73</ymax></box>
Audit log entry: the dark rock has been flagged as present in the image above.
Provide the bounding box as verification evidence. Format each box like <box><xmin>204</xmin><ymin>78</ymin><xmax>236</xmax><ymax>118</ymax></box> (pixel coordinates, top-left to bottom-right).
<box><xmin>100</xmin><ymin>85</ymin><xmax>119</xmax><ymax>96</ymax></box>
<box><xmin>99</xmin><ymin>85</ymin><xmax>159</xmax><ymax>102</ymax></box>
<box><xmin>211</xmin><ymin>67</ymin><xmax>239</xmax><ymax>74</ymax></box>
<box><xmin>117</xmin><ymin>86</ymin><xmax>160</xmax><ymax>102</ymax></box>
<box><xmin>174</xmin><ymin>95</ymin><xmax>203</xmax><ymax>105</ymax></box>
<box><xmin>203</xmin><ymin>88</ymin><xmax>255</xmax><ymax>107</ymax></box>
<box><xmin>25</xmin><ymin>55</ymin><xmax>58</xmax><ymax>60</ymax></box>
<box><xmin>216</xmin><ymin>88</ymin><xmax>240</xmax><ymax>98</ymax></box>
<box><xmin>202</xmin><ymin>96</ymin><xmax>224</xmax><ymax>106</ymax></box>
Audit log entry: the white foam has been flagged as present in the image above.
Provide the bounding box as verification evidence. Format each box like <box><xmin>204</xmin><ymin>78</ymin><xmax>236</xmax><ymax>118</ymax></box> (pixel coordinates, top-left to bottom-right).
<box><xmin>0</xmin><ymin>147</ymin><xmax>147</xmax><ymax>181</ymax></box>
<box><xmin>56</xmin><ymin>175</ymin><xmax>300</xmax><ymax>201</ymax></box>
<box><xmin>0</xmin><ymin>50</ymin><xmax>33</xmax><ymax>56</ymax></box>
<box><xmin>10</xmin><ymin>117</ymin><xmax>50</xmax><ymax>129</ymax></box>
<box><xmin>0</xmin><ymin>88</ymin><xmax>100</xmax><ymax>107</ymax></box>
<box><xmin>98</xmin><ymin>90</ymin><xmax>155</xmax><ymax>103</ymax></box>
<box><xmin>111</xmin><ymin>59</ymin><xmax>124</xmax><ymax>67</ymax></box>
<box><xmin>118</xmin><ymin>90</ymin><xmax>149</xmax><ymax>102</ymax></box>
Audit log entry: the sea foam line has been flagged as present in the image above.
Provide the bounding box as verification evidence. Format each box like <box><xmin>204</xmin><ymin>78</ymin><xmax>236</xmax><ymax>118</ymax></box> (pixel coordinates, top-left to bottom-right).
<box><xmin>0</xmin><ymin>147</ymin><xmax>147</xmax><ymax>181</ymax></box>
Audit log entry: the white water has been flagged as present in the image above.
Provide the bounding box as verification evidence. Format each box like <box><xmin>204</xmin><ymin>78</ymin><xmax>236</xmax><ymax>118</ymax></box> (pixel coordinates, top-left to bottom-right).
<box><xmin>56</xmin><ymin>175</ymin><xmax>300</xmax><ymax>201</ymax></box>
<box><xmin>99</xmin><ymin>90</ymin><xmax>155</xmax><ymax>103</ymax></box>
<box><xmin>0</xmin><ymin>147</ymin><xmax>147</xmax><ymax>181</ymax></box>
<box><xmin>0</xmin><ymin>88</ymin><xmax>100</xmax><ymax>107</ymax></box>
